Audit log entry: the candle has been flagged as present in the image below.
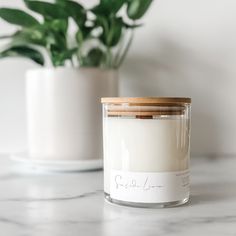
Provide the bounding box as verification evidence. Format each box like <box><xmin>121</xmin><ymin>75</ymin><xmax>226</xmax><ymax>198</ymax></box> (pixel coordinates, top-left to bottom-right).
<box><xmin>102</xmin><ymin>97</ymin><xmax>191</xmax><ymax>208</ymax></box>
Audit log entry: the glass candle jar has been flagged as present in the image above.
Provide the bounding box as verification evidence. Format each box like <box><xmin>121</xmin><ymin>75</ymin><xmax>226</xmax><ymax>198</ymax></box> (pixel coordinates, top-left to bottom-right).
<box><xmin>101</xmin><ymin>97</ymin><xmax>191</xmax><ymax>208</ymax></box>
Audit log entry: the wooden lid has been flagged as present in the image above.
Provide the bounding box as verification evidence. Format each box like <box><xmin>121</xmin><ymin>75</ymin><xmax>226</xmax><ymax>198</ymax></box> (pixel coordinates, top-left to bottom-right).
<box><xmin>105</xmin><ymin>105</ymin><xmax>187</xmax><ymax>117</ymax></box>
<box><xmin>101</xmin><ymin>97</ymin><xmax>191</xmax><ymax>105</ymax></box>
<box><xmin>107</xmin><ymin>110</ymin><xmax>185</xmax><ymax>117</ymax></box>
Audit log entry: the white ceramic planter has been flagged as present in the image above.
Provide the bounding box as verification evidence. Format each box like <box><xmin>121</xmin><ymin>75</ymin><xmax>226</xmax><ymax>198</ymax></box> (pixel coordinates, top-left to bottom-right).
<box><xmin>26</xmin><ymin>67</ymin><xmax>118</xmax><ymax>160</ymax></box>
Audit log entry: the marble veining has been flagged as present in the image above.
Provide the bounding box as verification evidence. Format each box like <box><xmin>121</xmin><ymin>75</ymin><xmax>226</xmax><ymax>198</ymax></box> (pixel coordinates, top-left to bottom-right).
<box><xmin>0</xmin><ymin>190</ymin><xmax>102</xmax><ymax>202</ymax></box>
<box><xmin>0</xmin><ymin>154</ymin><xmax>236</xmax><ymax>236</ymax></box>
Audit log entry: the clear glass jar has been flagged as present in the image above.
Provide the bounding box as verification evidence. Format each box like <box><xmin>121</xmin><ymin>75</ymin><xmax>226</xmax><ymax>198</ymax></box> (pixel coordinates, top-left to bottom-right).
<box><xmin>101</xmin><ymin>97</ymin><xmax>191</xmax><ymax>208</ymax></box>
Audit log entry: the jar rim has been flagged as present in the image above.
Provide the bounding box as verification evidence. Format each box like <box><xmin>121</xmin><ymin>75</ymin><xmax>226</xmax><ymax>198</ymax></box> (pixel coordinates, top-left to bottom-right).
<box><xmin>101</xmin><ymin>97</ymin><xmax>191</xmax><ymax>105</ymax></box>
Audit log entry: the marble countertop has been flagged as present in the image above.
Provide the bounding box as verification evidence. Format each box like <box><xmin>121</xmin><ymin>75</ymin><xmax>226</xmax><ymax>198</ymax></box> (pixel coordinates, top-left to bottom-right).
<box><xmin>0</xmin><ymin>154</ymin><xmax>235</xmax><ymax>236</ymax></box>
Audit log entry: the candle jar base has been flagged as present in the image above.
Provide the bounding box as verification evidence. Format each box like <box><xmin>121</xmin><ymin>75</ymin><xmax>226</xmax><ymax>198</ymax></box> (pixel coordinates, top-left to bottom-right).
<box><xmin>104</xmin><ymin>192</ymin><xmax>189</xmax><ymax>208</ymax></box>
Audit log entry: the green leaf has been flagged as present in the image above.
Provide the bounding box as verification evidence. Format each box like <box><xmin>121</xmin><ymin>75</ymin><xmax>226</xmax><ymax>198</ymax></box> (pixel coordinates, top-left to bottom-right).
<box><xmin>54</xmin><ymin>0</ymin><xmax>66</xmax><ymax>2</ymax></box>
<box><xmin>0</xmin><ymin>8</ymin><xmax>39</xmax><ymax>27</ymax></box>
<box><xmin>82</xmin><ymin>48</ymin><xmax>105</xmax><ymax>67</ymax></box>
<box><xmin>127</xmin><ymin>0</ymin><xmax>153</xmax><ymax>20</ymax></box>
<box><xmin>29</xmin><ymin>20</ymin><xmax>68</xmax><ymax>47</ymax></box>
<box><xmin>99</xmin><ymin>17</ymin><xmax>122</xmax><ymax>47</ymax></box>
<box><xmin>92</xmin><ymin>0</ymin><xmax>126</xmax><ymax>15</ymax></box>
<box><xmin>11</xmin><ymin>29</ymin><xmax>46</xmax><ymax>47</ymax></box>
<box><xmin>50</xmin><ymin>45</ymin><xmax>77</xmax><ymax>66</ymax></box>
<box><xmin>108</xmin><ymin>19</ymin><xmax>122</xmax><ymax>47</ymax></box>
<box><xmin>49</xmin><ymin>19</ymin><xmax>68</xmax><ymax>33</ymax></box>
<box><xmin>123</xmin><ymin>21</ymin><xmax>143</xmax><ymax>28</ymax></box>
<box><xmin>9</xmin><ymin>18</ymin><xmax>68</xmax><ymax>49</ymax></box>
<box><xmin>24</xmin><ymin>0</ymin><xmax>68</xmax><ymax>20</ymax></box>
<box><xmin>76</xmin><ymin>30</ymin><xmax>83</xmax><ymax>44</ymax></box>
<box><xmin>0</xmin><ymin>46</ymin><xmax>44</xmax><ymax>65</ymax></box>
<box><xmin>56</xmin><ymin>0</ymin><xmax>86</xmax><ymax>27</ymax></box>
<box><xmin>76</xmin><ymin>26</ymin><xmax>93</xmax><ymax>44</ymax></box>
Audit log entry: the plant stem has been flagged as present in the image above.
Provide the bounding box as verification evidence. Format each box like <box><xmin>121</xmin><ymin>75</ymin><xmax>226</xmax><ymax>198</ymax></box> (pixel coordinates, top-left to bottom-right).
<box><xmin>106</xmin><ymin>47</ymin><xmax>112</xmax><ymax>68</ymax></box>
<box><xmin>46</xmin><ymin>45</ymin><xmax>55</xmax><ymax>67</ymax></box>
<box><xmin>71</xmin><ymin>58</ymin><xmax>75</xmax><ymax>67</ymax></box>
<box><xmin>113</xmin><ymin>31</ymin><xmax>125</xmax><ymax>67</ymax></box>
<box><xmin>116</xmin><ymin>29</ymin><xmax>134</xmax><ymax>69</ymax></box>
<box><xmin>77</xmin><ymin>45</ymin><xmax>83</xmax><ymax>66</ymax></box>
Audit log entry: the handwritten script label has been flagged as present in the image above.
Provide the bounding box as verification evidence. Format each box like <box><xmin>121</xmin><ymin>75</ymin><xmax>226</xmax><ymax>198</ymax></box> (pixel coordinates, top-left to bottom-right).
<box><xmin>110</xmin><ymin>170</ymin><xmax>190</xmax><ymax>203</ymax></box>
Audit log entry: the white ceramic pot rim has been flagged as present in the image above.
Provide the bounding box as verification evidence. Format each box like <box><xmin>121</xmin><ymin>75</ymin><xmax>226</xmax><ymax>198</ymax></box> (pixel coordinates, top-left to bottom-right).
<box><xmin>26</xmin><ymin>66</ymin><xmax>117</xmax><ymax>75</ymax></box>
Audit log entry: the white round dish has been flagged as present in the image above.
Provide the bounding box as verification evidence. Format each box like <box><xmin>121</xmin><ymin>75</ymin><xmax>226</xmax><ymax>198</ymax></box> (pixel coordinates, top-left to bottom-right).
<box><xmin>10</xmin><ymin>152</ymin><xmax>103</xmax><ymax>172</ymax></box>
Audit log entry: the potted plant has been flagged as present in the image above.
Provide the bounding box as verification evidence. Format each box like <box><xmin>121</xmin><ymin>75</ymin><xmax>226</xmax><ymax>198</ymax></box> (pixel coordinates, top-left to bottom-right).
<box><xmin>0</xmin><ymin>0</ymin><xmax>152</xmax><ymax>163</ymax></box>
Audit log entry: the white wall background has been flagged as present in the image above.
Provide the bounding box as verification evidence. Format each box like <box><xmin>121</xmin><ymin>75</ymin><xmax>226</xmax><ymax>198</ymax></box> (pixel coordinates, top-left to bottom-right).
<box><xmin>0</xmin><ymin>0</ymin><xmax>236</xmax><ymax>155</ymax></box>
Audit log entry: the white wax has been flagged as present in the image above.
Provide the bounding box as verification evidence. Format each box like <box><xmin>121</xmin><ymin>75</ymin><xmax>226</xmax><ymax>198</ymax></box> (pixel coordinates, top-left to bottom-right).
<box><xmin>103</xmin><ymin>117</ymin><xmax>190</xmax><ymax>194</ymax></box>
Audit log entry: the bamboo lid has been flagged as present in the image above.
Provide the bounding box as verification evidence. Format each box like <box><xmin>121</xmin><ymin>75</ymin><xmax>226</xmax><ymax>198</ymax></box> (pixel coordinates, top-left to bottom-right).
<box><xmin>107</xmin><ymin>110</ymin><xmax>185</xmax><ymax>117</ymax></box>
<box><xmin>101</xmin><ymin>97</ymin><xmax>190</xmax><ymax>117</ymax></box>
<box><xmin>101</xmin><ymin>97</ymin><xmax>191</xmax><ymax>105</ymax></box>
